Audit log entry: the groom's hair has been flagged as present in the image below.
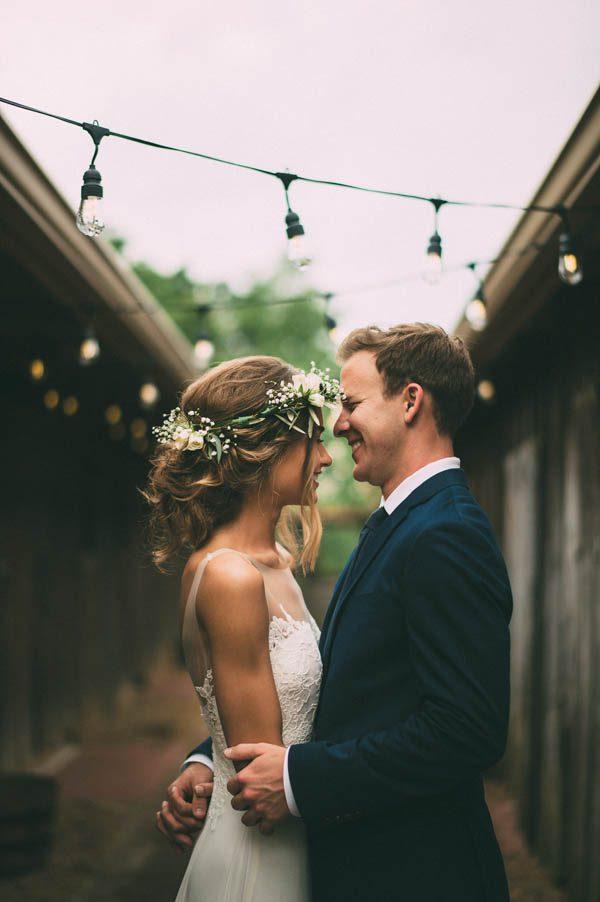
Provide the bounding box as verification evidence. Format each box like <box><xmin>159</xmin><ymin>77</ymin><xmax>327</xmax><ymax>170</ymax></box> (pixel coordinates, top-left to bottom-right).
<box><xmin>337</xmin><ymin>323</ymin><xmax>475</xmax><ymax>437</ymax></box>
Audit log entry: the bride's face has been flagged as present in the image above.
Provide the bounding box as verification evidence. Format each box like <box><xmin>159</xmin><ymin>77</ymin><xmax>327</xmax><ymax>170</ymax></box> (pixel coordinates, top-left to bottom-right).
<box><xmin>270</xmin><ymin>420</ymin><xmax>332</xmax><ymax>507</ymax></box>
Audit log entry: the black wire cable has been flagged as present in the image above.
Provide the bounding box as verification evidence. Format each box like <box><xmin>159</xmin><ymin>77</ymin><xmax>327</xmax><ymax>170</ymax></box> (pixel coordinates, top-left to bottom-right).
<box><xmin>2</xmin><ymin>95</ymin><xmax>596</xmax><ymax>215</ymax></box>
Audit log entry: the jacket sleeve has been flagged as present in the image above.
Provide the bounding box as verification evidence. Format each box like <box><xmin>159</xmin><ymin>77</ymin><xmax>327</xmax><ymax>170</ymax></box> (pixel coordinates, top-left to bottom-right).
<box><xmin>288</xmin><ymin>517</ymin><xmax>512</xmax><ymax>821</ymax></box>
<box><xmin>183</xmin><ymin>736</ymin><xmax>213</xmax><ymax>763</ymax></box>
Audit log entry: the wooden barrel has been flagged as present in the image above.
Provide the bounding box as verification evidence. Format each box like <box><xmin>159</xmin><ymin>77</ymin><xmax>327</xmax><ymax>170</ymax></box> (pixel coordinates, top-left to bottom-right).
<box><xmin>0</xmin><ymin>774</ymin><xmax>58</xmax><ymax>877</ymax></box>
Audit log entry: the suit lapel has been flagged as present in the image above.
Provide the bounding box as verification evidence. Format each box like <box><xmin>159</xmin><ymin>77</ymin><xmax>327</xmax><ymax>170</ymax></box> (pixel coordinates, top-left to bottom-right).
<box><xmin>319</xmin><ymin>468</ymin><xmax>469</xmax><ymax>681</ymax></box>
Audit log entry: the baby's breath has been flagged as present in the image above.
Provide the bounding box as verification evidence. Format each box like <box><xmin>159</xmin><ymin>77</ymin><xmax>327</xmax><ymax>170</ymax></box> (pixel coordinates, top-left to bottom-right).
<box><xmin>152</xmin><ymin>364</ymin><xmax>345</xmax><ymax>459</ymax></box>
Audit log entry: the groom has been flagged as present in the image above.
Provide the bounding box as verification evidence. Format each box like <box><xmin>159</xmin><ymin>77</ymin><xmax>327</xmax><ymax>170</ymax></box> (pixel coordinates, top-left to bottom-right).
<box><xmin>159</xmin><ymin>323</ymin><xmax>512</xmax><ymax>901</ymax></box>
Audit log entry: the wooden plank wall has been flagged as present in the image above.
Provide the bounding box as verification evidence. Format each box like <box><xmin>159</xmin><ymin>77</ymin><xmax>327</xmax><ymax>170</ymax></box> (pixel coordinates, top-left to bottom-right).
<box><xmin>0</xmin><ymin>384</ymin><xmax>179</xmax><ymax>770</ymax></box>
<box><xmin>458</xmin><ymin>300</ymin><xmax>599</xmax><ymax>902</ymax></box>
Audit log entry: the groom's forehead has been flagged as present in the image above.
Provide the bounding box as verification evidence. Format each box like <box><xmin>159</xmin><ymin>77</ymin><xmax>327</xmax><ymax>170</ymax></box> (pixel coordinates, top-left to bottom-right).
<box><xmin>340</xmin><ymin>351</ymin><xmax>382</xmax><ymax>395</ymax></box>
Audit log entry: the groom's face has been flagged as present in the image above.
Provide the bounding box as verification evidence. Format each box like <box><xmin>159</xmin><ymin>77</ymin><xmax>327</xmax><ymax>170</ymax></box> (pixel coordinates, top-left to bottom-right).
<box><xmin>334</xmin><ymin>351</ymin><xmax>404</xmax><ymax>489</ymax></box>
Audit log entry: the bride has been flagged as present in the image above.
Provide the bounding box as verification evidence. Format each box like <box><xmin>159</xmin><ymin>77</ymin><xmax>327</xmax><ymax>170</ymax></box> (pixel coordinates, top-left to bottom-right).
<box><xmin>144</xmin><ymin>355</ymin><xmax>340</xmax><ymax>901</ymax></box>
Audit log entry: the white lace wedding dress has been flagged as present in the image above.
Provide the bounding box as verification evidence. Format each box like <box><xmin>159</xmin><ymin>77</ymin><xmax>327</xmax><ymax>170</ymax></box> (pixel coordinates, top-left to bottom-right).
<box><xmin>175</xmin><ymin>547</ymin><xmax>322</xmax><ymax>902</ymax></box>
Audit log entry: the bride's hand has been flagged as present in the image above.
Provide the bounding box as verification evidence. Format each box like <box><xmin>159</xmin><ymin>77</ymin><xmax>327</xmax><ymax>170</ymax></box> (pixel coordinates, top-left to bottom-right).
<box><xmin>156</xmin><ymin>763</ymin><xmax>214</xmax><ymax>852</ymax></box>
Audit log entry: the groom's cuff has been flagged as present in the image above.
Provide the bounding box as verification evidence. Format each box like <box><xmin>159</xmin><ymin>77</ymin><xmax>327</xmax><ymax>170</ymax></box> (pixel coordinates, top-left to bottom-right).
<box><xmin>284</xmin><ymin>747</ymin><xmax>301</xmax><ymax>817</ymax></box>
<box><xmin>180</xmin><ymin>754</ymin><xmax>214</xmax><ymax>774</ymax></box>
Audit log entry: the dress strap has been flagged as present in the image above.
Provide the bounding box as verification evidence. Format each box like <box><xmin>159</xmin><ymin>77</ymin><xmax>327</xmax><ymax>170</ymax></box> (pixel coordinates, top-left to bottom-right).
<box><xmin>184</xmin><ymin>548</ymin><xmax>261</xmax><ymax>617</ymax></box>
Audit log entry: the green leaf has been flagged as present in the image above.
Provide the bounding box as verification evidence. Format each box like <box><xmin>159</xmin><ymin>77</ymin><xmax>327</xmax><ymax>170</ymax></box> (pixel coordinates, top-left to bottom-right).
<box><xmin>307</xmin><ymin>418</ymin><xmax>314</xmax><ymax>438</ymax></box>
<box><xmin>308</xmin><ymin>407</ymin><xmax>320</xmax><ymax>425</ymax></box>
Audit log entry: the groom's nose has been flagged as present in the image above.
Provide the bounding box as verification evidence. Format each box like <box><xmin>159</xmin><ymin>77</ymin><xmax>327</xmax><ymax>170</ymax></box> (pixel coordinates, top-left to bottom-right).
<box><xmin>333</xmin><ymin>410</ymin><xmax>349</xmax><ymax>436</ymax></box>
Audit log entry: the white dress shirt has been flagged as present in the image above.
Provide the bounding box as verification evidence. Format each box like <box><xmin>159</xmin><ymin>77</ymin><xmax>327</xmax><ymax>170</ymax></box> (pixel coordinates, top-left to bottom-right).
<box><xmin>184</xmin><ymin>457</ymin><xmax>462</xmax><ymax>818</ymax></box>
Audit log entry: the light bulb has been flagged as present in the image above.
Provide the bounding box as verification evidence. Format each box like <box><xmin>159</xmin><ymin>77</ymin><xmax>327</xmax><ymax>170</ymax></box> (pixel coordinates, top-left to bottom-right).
<box><xmin>287</xmin><ymin>234</ymin><xmax>311</xmax><ymax>269</ymax></box>
<box><xmin>130</xmin><ymin>418</ymin><xmax>147</xmax><ymax>439</ymax></box>
<box><xmin>43</xmin><ymin>389</ymin><xmax>60</xmax><ymax>410</ymax></box>
<box><xmin>79</xmin><ymin>330</ymin><xmax>101</xmax><ymax>365</ymax></box>
<box><xmin>194</xmin><ymin>338</ymin><xmax>215</xmax><ymax>368</ymax></box>
<box><xmin>285</xmin><ymin>209</ymin><xmax>311</xmax><ymax>269</ymax></box>
<box><xmin>30</xmin><ymin>358</ymin><xmax>45</xmax><ymax>381</ymax></box>
<box><xmin>76</xmin><ymin>165</ymin><xmax>105</xmax><ymax>237</ymax></box>
<box><xmin>63</xmin><ymin>396</ymin><xmax>79</xmax><ymax>416</ymax></box>
<box><xmin>139</xmin><ymin>381</ymin><xmax>160</xmax><ymax>409</ymax></box>
<box><xmin>105</xmin><ymin>404</ymin><xmax>122</xmax><ymax>425</ymax></box>
<box><xmin>423</xmin><ymin>232</ymin><xmax>443</xmax><ymax>285</ymax></box>
<box><xmin>558</xmin><ymin>233</ymin><xmax>583</xmax><ymax>285</ymax></box>
<box><xmin>466</xmin><ymin>298</ymin><xmax>488</xmax><ymax>332</ymax></box>
<box><xmin>477</xmin><ymin>380</ymin><xmax>495</xmax><ymax>403</ymax></box>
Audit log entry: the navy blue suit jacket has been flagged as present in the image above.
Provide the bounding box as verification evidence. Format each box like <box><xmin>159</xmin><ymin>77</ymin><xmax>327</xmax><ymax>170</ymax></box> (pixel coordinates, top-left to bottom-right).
<box><xmin>189</xmin><ymin>469</ymin><xmax>512</xmax><ymax>902</ymax></box>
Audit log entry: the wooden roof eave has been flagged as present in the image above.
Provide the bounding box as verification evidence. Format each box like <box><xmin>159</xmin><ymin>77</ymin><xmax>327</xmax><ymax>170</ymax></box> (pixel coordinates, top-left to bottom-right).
<box><xmin>454</xmin><ymin>88</ymin><xmax>600</xmax><ymax>369</ymax></box>
<box><xmin>0</xmin><ymin>114</ymin><xmax>198</xmax><ymax>392</ymax></box>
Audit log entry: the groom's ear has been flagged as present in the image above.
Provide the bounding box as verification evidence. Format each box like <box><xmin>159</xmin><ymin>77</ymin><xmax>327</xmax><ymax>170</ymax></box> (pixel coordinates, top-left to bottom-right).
<box><xmin>402</xmin><ymin>383</ymin><xmax>423</xmax><ymax>424</ymax></box>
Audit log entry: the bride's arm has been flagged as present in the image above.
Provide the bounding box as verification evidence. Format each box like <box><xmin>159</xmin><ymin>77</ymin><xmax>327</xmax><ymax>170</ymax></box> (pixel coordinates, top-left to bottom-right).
<box><xmin>197</xmin><ymin>554</ymin><xmax>284</xmax><ymax>769</ymax></box>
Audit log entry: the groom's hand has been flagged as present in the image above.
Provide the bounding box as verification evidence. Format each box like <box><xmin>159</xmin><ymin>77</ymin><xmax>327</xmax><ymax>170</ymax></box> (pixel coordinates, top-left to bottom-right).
<box><xmin>156</xmin><ymin>763</ymin><xmax>213</xmax><ymax>852</ymax></box>
<box><xmin>225</xmin><ymin>743</ymin><xmax>288</xmax><ymax>834</ymax></box>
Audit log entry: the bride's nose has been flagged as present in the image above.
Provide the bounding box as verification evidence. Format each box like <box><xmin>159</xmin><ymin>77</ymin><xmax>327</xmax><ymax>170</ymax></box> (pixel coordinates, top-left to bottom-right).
<box><xmin>319</xmin><ymin>444</ymin><xmax>333</xmax><ymax>468</ymax></box>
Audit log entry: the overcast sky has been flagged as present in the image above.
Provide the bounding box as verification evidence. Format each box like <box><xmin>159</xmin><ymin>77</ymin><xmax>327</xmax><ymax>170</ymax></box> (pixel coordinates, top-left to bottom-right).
<box><xmin>2</xmin><ymin>1</ymin><xmax>599</xmax><ymax>337</ymax></box>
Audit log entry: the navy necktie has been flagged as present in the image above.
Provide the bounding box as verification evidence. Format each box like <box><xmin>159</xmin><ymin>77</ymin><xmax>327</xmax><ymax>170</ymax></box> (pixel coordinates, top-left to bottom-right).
<box><xmin>345</xmin><ymin>506</ymin><xmax>389</xmax><ymax>583</ymax></box>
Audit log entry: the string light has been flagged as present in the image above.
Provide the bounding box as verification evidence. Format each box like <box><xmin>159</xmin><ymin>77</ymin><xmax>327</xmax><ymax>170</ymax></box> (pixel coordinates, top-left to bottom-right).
<box><xmin>423</xmin><ymin>199</ymin><xmax>445</xmax><ymax>286</ymax></box>
<box><xmin>130</xmin><ymin>418</ymin><xmax>147</xmax><ymax>439</ymax></box>
<box><xmin>194</xmin><ymin>333</ymin><xmax>215</xmax><ymax>368</ymax></box>
<box><xmin>557</xmin><ymin>210</ymin><xmax>583</xmax><ymax>285</ymax></box>
<box><xmin>277</xmin><ymin>173</ymin><xmax>311</xmax><ymax>269</ymax></box>
<box><xmin>105</xmin><ymin>403</ymin><xmax>122</xmax><ymax>425</ymax></box>
<box><xmin>63</xmin><ymin>396</ymin><xmax>79</xmax><ymax>416</ymax></box>
<box><xmin>139</xmin><ymin>381</ymin><xmax>161</xmax><ymax>409</ymax></box>
<box><xmin>76</xmin><ymin>120</ymin><xmax>109</xmax><ymax>237</ymax></box>
<box><xmin>79</xmin><ymin>326</ymin><xmax>101</xmax><ymax>365</ymax></box>
<box><xmin>477</xmin><ymin>380</ymin><xmax>496</xmax><ymax>403</ymax></box>
<box><xmin>465</xmin><ymin>263</ymin><xmax>488</xmax><ymax>332</ymax></box>
<box><xmin>29</xmin><ymin>358</ymin><xmax>46</xmax><ymax>381</ymax></box>
<box><xmin>43</xmin><ymin>389</ymin><xmax>60</xmax><ymax>410</ymax></box>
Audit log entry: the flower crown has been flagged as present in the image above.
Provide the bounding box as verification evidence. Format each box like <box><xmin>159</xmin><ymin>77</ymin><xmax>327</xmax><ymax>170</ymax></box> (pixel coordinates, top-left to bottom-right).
<box><xmin>152</xmin><ymin>363</ymin><xmax>345</xmax><ymax>462</ymax></box>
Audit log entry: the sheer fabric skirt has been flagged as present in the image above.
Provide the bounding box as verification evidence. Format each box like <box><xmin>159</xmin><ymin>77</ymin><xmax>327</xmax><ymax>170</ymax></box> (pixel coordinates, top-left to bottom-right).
<box><xmin>175</xmin><ymin>783</ymin><xmax>310</xmax><ymax>902</ymax></box>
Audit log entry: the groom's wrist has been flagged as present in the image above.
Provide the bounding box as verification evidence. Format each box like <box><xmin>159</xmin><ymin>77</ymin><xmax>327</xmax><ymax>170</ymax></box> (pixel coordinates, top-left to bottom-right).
<box><xmin>181</xmin><ymin>753</ymin><xmax>214</xmax><ymax>774</ymax></box>
<box><xmin>283</xmin><ymin>746</ymin><xmax>301</xmax><ymax>817</ymax></box>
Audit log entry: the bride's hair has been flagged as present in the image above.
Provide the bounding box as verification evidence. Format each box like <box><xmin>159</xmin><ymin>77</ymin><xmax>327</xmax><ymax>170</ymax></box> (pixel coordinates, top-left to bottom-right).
<box><xmin>144</xmin><ymin>355</ymin><xmax>323</xmax><ymax>574</ymax></box>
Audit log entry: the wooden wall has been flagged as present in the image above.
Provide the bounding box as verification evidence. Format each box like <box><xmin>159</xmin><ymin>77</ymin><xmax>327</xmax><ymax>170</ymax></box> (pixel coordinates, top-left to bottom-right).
<box><xmin>0</xmin><ymin>258</ymin><xmax>181</xmax><ymax>771</ymax></box>
<box><xmin>457</xmin><ymin>285</ymin><xmax>599</xmax><ymax>902</ymax></box>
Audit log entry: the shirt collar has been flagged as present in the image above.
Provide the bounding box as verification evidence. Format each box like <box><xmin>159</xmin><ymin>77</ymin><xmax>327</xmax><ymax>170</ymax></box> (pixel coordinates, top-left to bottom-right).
<box><xmin>379</xmin><ymin>457</ymin><xmax>461</xmax><ymax>515</ymax></box>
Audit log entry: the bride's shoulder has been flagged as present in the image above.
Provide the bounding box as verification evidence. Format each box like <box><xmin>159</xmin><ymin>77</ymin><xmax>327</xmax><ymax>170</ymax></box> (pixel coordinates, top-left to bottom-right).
<box><xmin>185</xmin><ymin>548</ymin><xmax>265</xmax><ymax>626</ymax></box>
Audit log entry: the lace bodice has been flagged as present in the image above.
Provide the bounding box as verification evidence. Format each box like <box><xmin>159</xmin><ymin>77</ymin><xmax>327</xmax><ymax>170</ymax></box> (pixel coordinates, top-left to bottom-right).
<box><xmin>181</xmin><ymin>547</ymin><xmax>322</xmax><ymax>829</ymax></box>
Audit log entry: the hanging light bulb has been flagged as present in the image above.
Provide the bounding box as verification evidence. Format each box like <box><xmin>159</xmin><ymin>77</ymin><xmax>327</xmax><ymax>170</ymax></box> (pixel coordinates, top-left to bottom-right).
<box><xmin>558</xmin><ymin>231</ymin><xmax>583</xmax><ymax>285</ymax></box>
<box><xmin>76</xmin><ymin>165</ymin><xmax>105</xmax><ymax>237</ymax></box>
<box><xmin>194</xmin><ymin>334</ymin><xmax>215</xmax><ymax>368</ymax></box>
<box><xmin>422</xmin><ymin>199</ymin><xmax>445</xmax><ymax>286</ymax></box>
<box><xmin>105</xmin><ymin>404</ymin><xmax>122</xmax><ymax>425</ymax></box>
<box><xmin>286</xmin><ymin>210</ymin><xmax>311</xmax><ymax>269</ymax></box>
<box><xmin>29</xmin><ymin>358</ymin><xmax>46</xmax><ymax>382</ymax></box>
<box><xmin>477</xmin><ymin>380</ymin><xmax>496</xmax><ymax>403</ymax></box>
<box><xmin>63</xmin><ymin>396</ymin><xmax>79</xmax><ymax>416</ymax></box>
<box><xmin>139</xmin><ymin>381</ymin><xmax>161</xmax><ymax>409</ymax></box>
<box><xmin>130</xmin><ymin>418</ymin><xmax>148</xmax><ymax>439</ymax></box>
<box><xmin>465</xmin><ymin>285</ymin><xmax>488</xmax><ymax>332</ymax></box>
<box><xmin>79</xmin><ymin>327</ymin><xmax>101</xmax><ymax>365</ymax></box>
<box><xmin>43</xmin><ymin>389</ymin><xmax>60</xmax><ymax>410</ymax></box>
<box><xmin>324</xmin><ymin>313</ymin><xmax>337</xmax><ymax>334</ymax></box>
<box><xmin>424</xmin><ymin>232</ymin><xmax>443</xmax><ymax>285</ymax></box>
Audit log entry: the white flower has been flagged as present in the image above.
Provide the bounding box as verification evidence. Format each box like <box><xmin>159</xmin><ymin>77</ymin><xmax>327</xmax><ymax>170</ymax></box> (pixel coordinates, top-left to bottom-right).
<box><xmin>186</xmin><ymin>431</ymin><xmax>205</xmax><ymax>451</ymax></box>
<box><xmin>292</xmin><ymin>371</ymin><xmax>322</xmax><ymax>393</ymax></box>
<box><xmin>309</xmin><ymin>392</ymin><xmax>325</xmax><ymax>408</ymax></box>
<box><xmin>171</xmin><ymin>426</ymin><xmax>190</xmax><ymax>449</ymax></box>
